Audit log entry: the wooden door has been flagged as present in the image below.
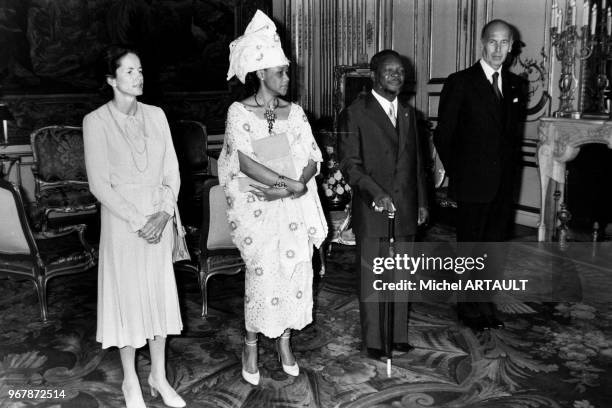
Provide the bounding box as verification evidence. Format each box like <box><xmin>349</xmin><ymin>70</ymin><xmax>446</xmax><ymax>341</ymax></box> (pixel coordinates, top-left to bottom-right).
<box><xmin>393</xmin><ymin>0</ymin><xmax>480</xmax><ymax>186</ymax></box>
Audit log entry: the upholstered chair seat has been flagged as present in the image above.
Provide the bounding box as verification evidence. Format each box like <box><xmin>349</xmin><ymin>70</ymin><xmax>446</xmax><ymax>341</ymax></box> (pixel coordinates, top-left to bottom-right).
<box><xmin>2</xmin><ymin>232</ymin><xmax>91</xmax><ymax>268</ymax></box>
<box><xmin>37</xmin><ymin>184</ymin><xmax>97</xmax><ymax>208</ymax></box>
<box><xmin>29</xmin><ymin>184</ymin><xmax>98</xmax><ymax>227</ymax></box>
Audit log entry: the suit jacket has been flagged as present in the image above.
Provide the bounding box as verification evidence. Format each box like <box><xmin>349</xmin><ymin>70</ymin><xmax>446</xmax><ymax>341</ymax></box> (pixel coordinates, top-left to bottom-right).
<box><xmin>338</xmin><ymin>93</ymin><xmax>427</xmax><ymax>238</ymax></box>
<box><xmin>433</xmin><ymin>62</ymin><xmax>527</xmax><ymax>203</ymax></box>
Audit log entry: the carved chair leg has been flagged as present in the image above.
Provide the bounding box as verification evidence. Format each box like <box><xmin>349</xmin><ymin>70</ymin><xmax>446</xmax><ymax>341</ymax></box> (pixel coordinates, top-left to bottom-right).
<box><xmin>202</xmin><ymin>273</ymin><xmax>211</xmax><ymax>319</ymax></box>
<box><xmin>198</xmin><ymin>263</ymin><xmax>208</xmax><ymax>319</ymax></box>
<box><xmin>318</xmin><ymin>244</ymin><xmax>326</xmax><ymax>277</ymax></box>
<box><xmin>34</xmin><ymin>274</ymin><xmax>49</xmax><ymax>322</ymax></box>
<box><xmin>200</xmin><ymin>266</ymin><xmax>244</xmax><ymax>319</ymax></box>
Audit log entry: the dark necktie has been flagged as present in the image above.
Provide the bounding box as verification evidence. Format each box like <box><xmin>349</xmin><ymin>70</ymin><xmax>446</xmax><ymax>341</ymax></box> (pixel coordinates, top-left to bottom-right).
<box><xmin>492</xmin><ymin>72</ymin><xmax>502</xmax><ymax>102</ymax></box>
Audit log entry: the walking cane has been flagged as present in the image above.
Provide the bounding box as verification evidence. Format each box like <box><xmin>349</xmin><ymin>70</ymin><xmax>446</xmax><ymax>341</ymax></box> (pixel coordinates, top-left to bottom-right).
<box><xmin>381</xmin><ymin>210</ymin><xmax>395</xmax><ymax>377</ymax></box>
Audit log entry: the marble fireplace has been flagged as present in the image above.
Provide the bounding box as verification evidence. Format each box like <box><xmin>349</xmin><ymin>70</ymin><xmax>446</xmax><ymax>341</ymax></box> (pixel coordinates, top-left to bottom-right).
<box><xmin>537</xmin><ymin>118</ymin><xmax>612</xmax><ymax>241</ymax></box>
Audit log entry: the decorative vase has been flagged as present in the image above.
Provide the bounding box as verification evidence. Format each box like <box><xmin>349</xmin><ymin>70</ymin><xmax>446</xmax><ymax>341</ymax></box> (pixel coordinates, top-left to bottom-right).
<box><xmin>321</xmin><ymin>146</ymin><xmax>351</xmax><ymax>210</ymax></box>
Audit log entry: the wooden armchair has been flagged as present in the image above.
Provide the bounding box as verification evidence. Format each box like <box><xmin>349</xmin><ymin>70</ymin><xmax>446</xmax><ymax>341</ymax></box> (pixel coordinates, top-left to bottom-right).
<box><xmin>175</xmin><ymin>178</ymin><xmax>244</xmax><ymax>319</ymax></box>
<box><xmin>170</xmin><ymin>120</ymin><xmax>216</xmax><ymax>229</ymax></box>
<box><xmin>30</xmin><ymin>126</ymin><xmax>98</xmax><ymax>230</ymax></box>
<box><xmin>0</xmin><ymin>179</ymin><xmax>96</xmax><ymax>322</ymax></box>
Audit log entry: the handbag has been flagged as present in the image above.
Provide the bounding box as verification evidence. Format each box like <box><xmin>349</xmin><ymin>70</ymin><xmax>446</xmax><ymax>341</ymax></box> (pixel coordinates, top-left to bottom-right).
<box><xmin>172</xmin><ymin>203</ymin><xmax>191</xmax><ymax>263</ymax></box>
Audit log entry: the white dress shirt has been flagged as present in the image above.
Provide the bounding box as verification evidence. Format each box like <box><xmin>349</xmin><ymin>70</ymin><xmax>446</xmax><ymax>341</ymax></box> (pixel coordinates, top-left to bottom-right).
<box><xmin>479</xmin><ymin>59</ymin><xmax>503</xmax><ymax>97</ymax></box>
<box><xmin>371</xmin><ymin>89</ymin><xmax>398</xmax><ymax>125</ymax></box>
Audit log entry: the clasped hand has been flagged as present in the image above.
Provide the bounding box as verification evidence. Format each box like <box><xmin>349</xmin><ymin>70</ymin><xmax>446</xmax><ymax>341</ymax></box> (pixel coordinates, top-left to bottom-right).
<box><xmin>250</xmin><ymin>178</ymin><xmax>306</xmax><ymax>201</ymax></box>
<box><xmin>138</xmin><ymin>211</ymin><xmax>171</xmax><ymax>244</ymax></box>
<box><xmin>373</xmin><ymin>195</ymin><xmax>396</xmax><ymax>213</ymax></box>
<box><xmin>373</xmin><ymin>196</ymin><xmax>429</xmax><ymax>226</ymax></box>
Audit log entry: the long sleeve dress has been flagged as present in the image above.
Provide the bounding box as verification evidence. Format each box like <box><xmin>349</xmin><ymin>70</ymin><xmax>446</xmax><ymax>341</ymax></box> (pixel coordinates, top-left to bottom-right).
<box><xmin>83</xmin><ymin>101</ymin><xmax>182</xmax><ymax>349</ymax></box>
<box><xmin>218</xmin><ymin>102</ymin><xmax>328</xmax><ymax>338</ymax></box>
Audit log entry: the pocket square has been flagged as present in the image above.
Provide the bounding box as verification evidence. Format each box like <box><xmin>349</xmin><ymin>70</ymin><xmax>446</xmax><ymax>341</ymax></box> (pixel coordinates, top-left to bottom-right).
<box><xmin>513</xmin><ymin>97</ymin><xmax>519</xmax><ymax>103</ymax></box>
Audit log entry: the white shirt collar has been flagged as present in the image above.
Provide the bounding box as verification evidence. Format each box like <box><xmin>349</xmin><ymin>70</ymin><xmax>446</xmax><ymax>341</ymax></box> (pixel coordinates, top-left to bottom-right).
<box><xmin>371</xmin><ymin>89</ymin><xmax>398</xmax><ymax>116</ymax></box>
<box><xmin>479</xmin><ymin>59</ymin><xmax>503</xmax><ymax>95</ymax></box>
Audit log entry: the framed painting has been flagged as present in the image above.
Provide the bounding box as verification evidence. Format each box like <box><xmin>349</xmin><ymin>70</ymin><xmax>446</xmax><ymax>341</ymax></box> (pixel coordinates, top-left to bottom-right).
<box><xmin>332</xmin><ymin>65</ymin><xmax>372</xmax><ymax>130</ymax></box>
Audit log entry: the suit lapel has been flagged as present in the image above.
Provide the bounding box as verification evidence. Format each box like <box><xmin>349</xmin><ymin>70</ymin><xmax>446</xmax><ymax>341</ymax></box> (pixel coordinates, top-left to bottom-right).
<box><xmin>501</xmin><ymin>70</ymin><xmax>514</xmax><ymax>129</ymax></box>
<box><xmin>396</xmin><ymin>101</ymin><xmax>410</xmax><ymax>158</ymax></box>
<box><xmin>364</xmin><ymin>93</ymin><xmax>399</xmax><ymax>150</ymax></box>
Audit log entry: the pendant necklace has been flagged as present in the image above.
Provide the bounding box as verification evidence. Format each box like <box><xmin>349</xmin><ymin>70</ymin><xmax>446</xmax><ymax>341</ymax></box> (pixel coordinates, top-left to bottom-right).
<box><xmin>107</xmin><ymin>103</ymin><xmax>149</xmax><ymax>173</ymax></box>
<box><xmin>255</xmin><ymin>93</ymin><xmax>279</xmax><ymax>134</ymax></box>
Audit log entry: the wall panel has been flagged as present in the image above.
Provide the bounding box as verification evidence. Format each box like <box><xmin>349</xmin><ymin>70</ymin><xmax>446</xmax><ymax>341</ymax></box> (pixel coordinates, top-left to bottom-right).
<box><xmin>429</xmin><ymin>0</ymin><xmax>461</xmax><ymax>81</ymax></box>
<box><xmin>427</xmin><ymin>93</ymin><xmax>440</xmax><ymax>120</ymax></box>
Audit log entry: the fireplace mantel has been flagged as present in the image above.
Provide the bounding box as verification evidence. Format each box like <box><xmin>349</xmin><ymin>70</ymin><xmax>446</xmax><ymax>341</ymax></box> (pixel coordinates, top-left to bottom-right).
<box><xmin>537</xmin><ymin>117</ymin><xmax>612</xmax><ymax>241</ymax></box>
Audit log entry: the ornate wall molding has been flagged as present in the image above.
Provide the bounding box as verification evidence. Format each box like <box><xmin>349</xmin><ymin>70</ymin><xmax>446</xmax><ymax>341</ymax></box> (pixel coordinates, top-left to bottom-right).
<box><xmin>516</xmin><ymin>48</ymin><xmax>551</xmax><ymax>121</ymax></box>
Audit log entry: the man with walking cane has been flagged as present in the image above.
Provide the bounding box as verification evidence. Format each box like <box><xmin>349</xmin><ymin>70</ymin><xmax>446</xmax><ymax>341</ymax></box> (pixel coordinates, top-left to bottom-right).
<box><xmin>338</xmin><ymin>49</ymin><xmax>428</xmax><ymax>360</ymax></box>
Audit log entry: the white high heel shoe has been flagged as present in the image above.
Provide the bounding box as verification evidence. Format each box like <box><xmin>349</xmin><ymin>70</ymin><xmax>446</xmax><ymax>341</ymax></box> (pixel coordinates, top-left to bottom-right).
<box><xmin>242</xmin><ymin>337</ymin><xmax>260</xmax><ymax>385</ymax></box>
<box><xmin>121</xmin><ymin>381</ymin><xmax>146</xmax><ymax>408</ymax></box>
<box><xmin>276</xmin><ymin>333</ymin><xmax>299</xmax><ymax>377</ymax></box>
<box><xmin>147</xmin><ymin>375</ymin><xmax>186</xmax><ymax>408</ymax></box>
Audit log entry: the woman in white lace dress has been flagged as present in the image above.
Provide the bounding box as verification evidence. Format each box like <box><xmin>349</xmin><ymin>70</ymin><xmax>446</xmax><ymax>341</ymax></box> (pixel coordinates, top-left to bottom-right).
<box><xmin>219</xmin><ymin>11</ymin><xmax>327</xmax><ymax>385</ymax></box>
<box><xmin>83</xmin><ymin>46</ymin><xmax>185</xmax><ymax>408</ymax></box>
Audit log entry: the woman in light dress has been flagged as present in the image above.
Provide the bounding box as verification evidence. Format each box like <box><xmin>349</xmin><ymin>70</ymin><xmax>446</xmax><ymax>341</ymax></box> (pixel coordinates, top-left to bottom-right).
<box><xmin>83</xmin><ymin>46</ymin><xmax>185</xmax><ymax>408</ymax></box>
<box><xmin>219</xmin><ymin>10</ymin><xmax>328</xmax><ymax>386</ymax></box>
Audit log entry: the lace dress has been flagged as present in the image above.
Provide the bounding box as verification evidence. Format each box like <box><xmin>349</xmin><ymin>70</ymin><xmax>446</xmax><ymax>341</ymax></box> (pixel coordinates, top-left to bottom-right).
<box><xmin>218</xmin><ymin>102</ymin><xmax>328</xmax><ymax>338</ymax></box>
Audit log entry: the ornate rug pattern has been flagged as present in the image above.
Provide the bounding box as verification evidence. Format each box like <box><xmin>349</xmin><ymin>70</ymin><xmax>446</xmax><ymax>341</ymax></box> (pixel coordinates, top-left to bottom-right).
<box><xmin>1</xmin><ymin>239</ymin><xmax>611</xmax><ymax>408</ymax></box>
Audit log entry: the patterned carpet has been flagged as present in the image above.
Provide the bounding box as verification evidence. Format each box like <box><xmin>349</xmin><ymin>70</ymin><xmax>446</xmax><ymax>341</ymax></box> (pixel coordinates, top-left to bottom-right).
<box><xmin>1</xmin><ymin>226</ymin><xmax>612</xmax><ymax>408</ymax></box>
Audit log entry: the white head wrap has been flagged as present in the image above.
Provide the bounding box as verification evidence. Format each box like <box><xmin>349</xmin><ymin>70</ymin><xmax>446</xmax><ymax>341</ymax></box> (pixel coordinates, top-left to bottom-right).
<box><xmin>226</xmin><ymin>9</ymin><xmax>290</xmax><ymax>83</ymax></box>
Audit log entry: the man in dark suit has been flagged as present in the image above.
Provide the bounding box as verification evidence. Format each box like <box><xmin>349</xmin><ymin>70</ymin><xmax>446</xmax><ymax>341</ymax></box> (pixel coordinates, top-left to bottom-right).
<box><xmin>434</xmin><ymin>19</ymin><xmax>527</xmax><ymax>331</ymax></box>
<box><xmin>338</xmin><ymin>50</ymin><xmax>428</xmax><ymax>358</ymax></box>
